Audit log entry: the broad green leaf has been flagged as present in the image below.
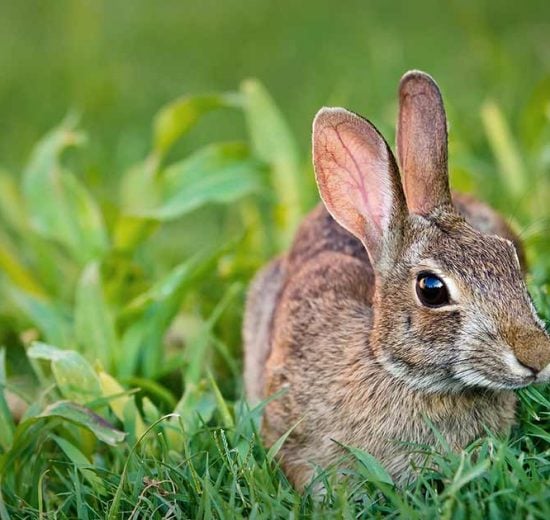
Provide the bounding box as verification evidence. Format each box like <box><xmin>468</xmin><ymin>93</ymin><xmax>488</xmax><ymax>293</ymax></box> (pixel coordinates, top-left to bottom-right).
<box><xmin>40</xmin><ymin>401</ymin><xmax>126</xmax><ymax>445</ymax></box>
<box><xmin>2</xmin><ymin>400</ymin><xmax>126</xmax><ymax>463</ymax></box>
<box><xmin>0</xmin><ymin>349</ymin><xmax>15</xmax><ymax>451</ymax></box>
<box><xmin>481</xmin><ymin>100</ymin><xmax>527</xmax><ymax>198</ymax></box>
<box><xmin>241</xmin><ymin>79</ymin><xmax>303</xmax><ymax>244</ymax></box>
<box><xmin>136</xmin><ymin>142</ymin><xmax>262</xmax><ymax>221</ymax></box>
<box><xmin>153</xmin><ymin>93</ymin><xmax>242</xmax><ymax>157</ymax></box>
<box><xmin>28</xmin><ymin>342</ymin><xmax>101</xmax><ymax>404</ymax></box>
<box><xmin>339</xmin><ymin>443</ymin><xmax>395</xmax><ymax>485</ymax></box>
<box><xmin>0</xmin><ymin>402</ymin><xmax>123</xmax><ymax>492</ymax></box>
<box><xmin>52</xmin><ymin>435</ymin><xmax>105</xmax><ymax>493</ymax></box>
<box><xmin>96</xmin><ymin>370</ymin><xmax>130</xmax><ymax>422</ymax></box>
<box><xmin>519</xmin><ymin>75</ymin><xmax>550</xmax><ymax>150</ymax></box>
<box><xmin>9</xmin><ymin>288</ymin><xmax>73</xmax><ymax>347</ymax></box>
<box><xmin>119</xmin><ymin>157</ymin><xmax>161</xmax><ymax>215</ymax></box>
<box><xmin>25</xmin><ymin>232</ymin><xmax>80</xmax><ymax>297</ymax></box>
<box><xmin>74</xmin><ymin>263</ymin><xmax>118</xmax><ymax>368</ymax></box>
<box><xmin>22</xmin><ymin>119</ymin><xmax>108</xmax><ymax>263</ymax></box>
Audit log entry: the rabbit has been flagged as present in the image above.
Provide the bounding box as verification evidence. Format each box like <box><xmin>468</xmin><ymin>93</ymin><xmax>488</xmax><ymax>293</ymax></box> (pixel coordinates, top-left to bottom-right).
<box><xmin>243</xmin><ymin>70</ymin><xmax>550</xmax><ymax>489</ymax></box>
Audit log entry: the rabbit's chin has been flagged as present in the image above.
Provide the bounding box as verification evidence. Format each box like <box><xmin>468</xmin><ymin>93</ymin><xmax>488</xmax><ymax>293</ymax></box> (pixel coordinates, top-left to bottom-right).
<box><xmin>377</xmin><ymin>351</ymin><xmax>537</xmax><ymax>394</ymax></box>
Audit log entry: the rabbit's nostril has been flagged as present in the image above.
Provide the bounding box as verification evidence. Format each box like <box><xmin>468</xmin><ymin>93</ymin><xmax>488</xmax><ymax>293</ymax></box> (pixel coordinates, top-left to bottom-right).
<box><xmin>517</xmin><ymin>359</ymin><xmax>539</xmax><ymax>375</ymax></box>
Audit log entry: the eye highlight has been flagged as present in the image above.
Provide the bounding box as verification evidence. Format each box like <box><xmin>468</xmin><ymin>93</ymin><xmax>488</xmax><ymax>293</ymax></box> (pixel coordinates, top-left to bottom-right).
<box><xmin>416</xmin><ymin>271</ymin><xmax>450</xmax><ymax>308</ymax></box>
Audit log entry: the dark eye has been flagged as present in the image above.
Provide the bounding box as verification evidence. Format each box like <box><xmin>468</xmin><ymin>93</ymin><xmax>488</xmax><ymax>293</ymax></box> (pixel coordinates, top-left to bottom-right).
<box><xmin>416</xmin><ymin>272</ymin><xmax>450</xmax><ymax>308</ymax></box>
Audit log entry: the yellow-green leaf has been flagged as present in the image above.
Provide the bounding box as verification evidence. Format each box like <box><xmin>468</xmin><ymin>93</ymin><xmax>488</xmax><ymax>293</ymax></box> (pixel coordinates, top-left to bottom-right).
<box><xmin>241</xmin><ymin>79</ymin><xmax>303</xmax><ymax>245</ymax></box>
<box><xmin>28</xmin><ymin>342</ymin><xmax>101</xmax><ymax>404</ymax></box>
<box><xmin>481</xmin><ymin>100</ymin><xmax>527</xmax><ymax>198</ymax></box>
<box><xmin>97</xmin><ymin>370</ymin><xmax>145</xmax><ymax>438</ymax></box>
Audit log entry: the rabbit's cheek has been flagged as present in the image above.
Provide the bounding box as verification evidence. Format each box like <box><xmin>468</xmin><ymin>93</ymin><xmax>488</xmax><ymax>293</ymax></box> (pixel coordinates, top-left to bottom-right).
<box><xmin>372</xmin><ymin>313</ymin><xmax>463</xmax><ymax>391</ymax></box>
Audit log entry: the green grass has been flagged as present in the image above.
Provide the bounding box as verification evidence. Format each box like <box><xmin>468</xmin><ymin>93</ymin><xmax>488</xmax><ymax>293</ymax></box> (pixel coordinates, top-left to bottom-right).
<box><xmin>1</xmin><ymin>1</ymin><xmax>550</xmax><ymax>517</ymax></box>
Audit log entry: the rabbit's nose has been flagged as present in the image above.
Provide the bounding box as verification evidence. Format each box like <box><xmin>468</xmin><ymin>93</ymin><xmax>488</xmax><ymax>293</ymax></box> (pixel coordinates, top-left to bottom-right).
<box><xmin>518</xmin><ymin>359</ymin><xmax>546</xmax><ymax>376</ymax></box>
<box><xmin>513</xmin><ymin>329</ymin><xmax>550</xmax><ymax>374</ymax></box>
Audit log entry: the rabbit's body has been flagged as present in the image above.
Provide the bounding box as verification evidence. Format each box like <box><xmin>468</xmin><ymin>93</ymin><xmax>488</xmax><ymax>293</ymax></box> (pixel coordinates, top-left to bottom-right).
<box><xmin>244</xmin><ymin>71</ymin><xmax>550</xmax><ymax>488</ymax></box>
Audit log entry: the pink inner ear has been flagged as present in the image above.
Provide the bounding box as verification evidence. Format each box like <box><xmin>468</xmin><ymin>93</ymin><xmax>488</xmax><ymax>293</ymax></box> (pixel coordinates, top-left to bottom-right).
<box><xmin>397</xmin><ymin>71</ymin><xmax>451</xmax><ymax>215</ymax></box>
<box><xmin>315</xmin><ymin>118</ymin><xmax>392</xmax><ymax>240</ymax></box>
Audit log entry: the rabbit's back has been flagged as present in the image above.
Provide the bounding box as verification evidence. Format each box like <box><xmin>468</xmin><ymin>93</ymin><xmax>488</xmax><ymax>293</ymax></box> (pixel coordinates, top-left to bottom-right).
<box><xmin>286</xmin><ymin>204</ymin><xmax>371</xmax><ymax>270</ymax></box>
<box><xmin>243</xmin><ymin>255</ymin><xmax>287</xmax><ymax>403</ymax></box>
<box><xmin>243</xmin><ymin>204</ymin><xmax>375</xmax><ymax>404</ymax></box>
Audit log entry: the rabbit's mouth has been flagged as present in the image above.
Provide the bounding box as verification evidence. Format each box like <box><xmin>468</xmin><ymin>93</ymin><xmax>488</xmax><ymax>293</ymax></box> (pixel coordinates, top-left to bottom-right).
<box><xmin>376</xmin><ymin>342</ymin><xmax>544</xmax><ymax>392</ymax></box>
<box><xmin>452</xmin><ymin>349</ymin><xmax>539</xmax><ymax>390</ymax></box>
<box><xmin>535</xmin><ymin>363</ymin><xmax>550</xmax><ymax>384</ymax></box>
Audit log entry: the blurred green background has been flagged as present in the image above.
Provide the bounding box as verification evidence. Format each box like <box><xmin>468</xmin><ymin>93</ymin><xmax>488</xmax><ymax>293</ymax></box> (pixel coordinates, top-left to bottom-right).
<box><xmin>2</xmin><ymin>0</ymin><xmax>550</xmax><ymax>176</ymax></box>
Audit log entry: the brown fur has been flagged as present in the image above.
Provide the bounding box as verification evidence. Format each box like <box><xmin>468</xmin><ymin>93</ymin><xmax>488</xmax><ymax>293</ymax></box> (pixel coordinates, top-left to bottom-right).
<box><xmin>243</xmin><ymin>71</ymin><xmax>550</xmax><ymax>489</ymax></box>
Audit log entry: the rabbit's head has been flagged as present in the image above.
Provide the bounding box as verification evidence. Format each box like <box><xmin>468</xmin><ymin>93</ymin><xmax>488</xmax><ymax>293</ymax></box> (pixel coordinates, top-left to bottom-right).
<box><xmin>312</xmin><ymin>70</ymin><xmax>550</xmax><ymax>392</ymax></box>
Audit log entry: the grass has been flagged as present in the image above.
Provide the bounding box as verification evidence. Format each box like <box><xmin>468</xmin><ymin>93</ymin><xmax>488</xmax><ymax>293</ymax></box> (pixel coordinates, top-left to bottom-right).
<box><xmin>1</xmin><ymin>2</ymin><xmax>550</xmax><ymax>517</ymax></box>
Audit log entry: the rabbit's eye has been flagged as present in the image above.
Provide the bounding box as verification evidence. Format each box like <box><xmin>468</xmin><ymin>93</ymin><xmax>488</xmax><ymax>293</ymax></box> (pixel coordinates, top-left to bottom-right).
<box><xmin>416</xmin><ymin>272</ymin><xmax>450</xmax><ymax>308</ymax></box>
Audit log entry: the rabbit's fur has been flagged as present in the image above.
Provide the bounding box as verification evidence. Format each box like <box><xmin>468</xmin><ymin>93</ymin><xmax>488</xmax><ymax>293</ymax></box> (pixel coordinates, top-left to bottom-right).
<box><xmin>243</xmin><ymin>71</ymin><xmax>550</xmax><ymax>488</ymax></box>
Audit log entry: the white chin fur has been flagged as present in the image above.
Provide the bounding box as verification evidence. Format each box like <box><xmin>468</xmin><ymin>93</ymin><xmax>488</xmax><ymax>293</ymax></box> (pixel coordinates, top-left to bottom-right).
<box><xmin>536</xmin><ymin>363</ymin><xmax>550</xmax><ymax>384</ymax></box>
<box><xmin>502</xmin><ymin>351</ymin><xmax>535</xmax><ymax>379</ymax></box>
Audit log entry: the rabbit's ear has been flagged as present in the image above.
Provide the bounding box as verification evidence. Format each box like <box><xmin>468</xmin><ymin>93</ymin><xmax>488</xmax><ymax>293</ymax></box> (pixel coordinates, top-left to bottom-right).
<box><xmin>313</xmin><ymin>108</ymin><xmax>407</xmax><ymax>264</ymax></box>
<box><xmin>397</xmin><ymin>71</ymin><xmax>453</xmax><ymax>215</ymax></box>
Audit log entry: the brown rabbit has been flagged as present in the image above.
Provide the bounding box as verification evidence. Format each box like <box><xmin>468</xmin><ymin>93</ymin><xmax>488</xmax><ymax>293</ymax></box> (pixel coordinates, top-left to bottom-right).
<box><xmin>243</xmin><ymin>71</ymin><xmax>550</xmax><ymax>489</ymax></box>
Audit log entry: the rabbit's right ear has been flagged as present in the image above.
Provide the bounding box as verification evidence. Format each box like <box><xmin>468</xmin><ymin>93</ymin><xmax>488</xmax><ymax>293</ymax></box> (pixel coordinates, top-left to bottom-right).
<box><xmin>397</xmin><ymin>71</ymin><xmax>453</xmax><ymax>215</ymax></box>
<box><xmin>313</xmin><ymin>108</ymin><xmax>407</xmax><ymax>265</ymax></box>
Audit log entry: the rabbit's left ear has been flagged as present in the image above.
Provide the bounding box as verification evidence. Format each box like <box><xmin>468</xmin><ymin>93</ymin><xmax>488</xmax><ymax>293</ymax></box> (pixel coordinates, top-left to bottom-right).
<box><xmin>312</xmin><ymin>108</ymin><xmax>407</xmax><ymax>266</ymax></box>
<box><xmin>397</xmin><ymin>71</ymin><xmax>453</xmax><ymax>215</ymax></box>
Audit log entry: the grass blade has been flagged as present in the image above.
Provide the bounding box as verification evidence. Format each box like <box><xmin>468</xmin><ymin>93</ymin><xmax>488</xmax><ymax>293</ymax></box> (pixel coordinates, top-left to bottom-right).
<box><xmin>481</xmin><ymin>100</ymin><xmax>527</xmax><ymax>198</ymax></box>
<box><xmin>74</xmin><ymin>263</ymin><xmax>118</xmax><ymax>369</ymax></box>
